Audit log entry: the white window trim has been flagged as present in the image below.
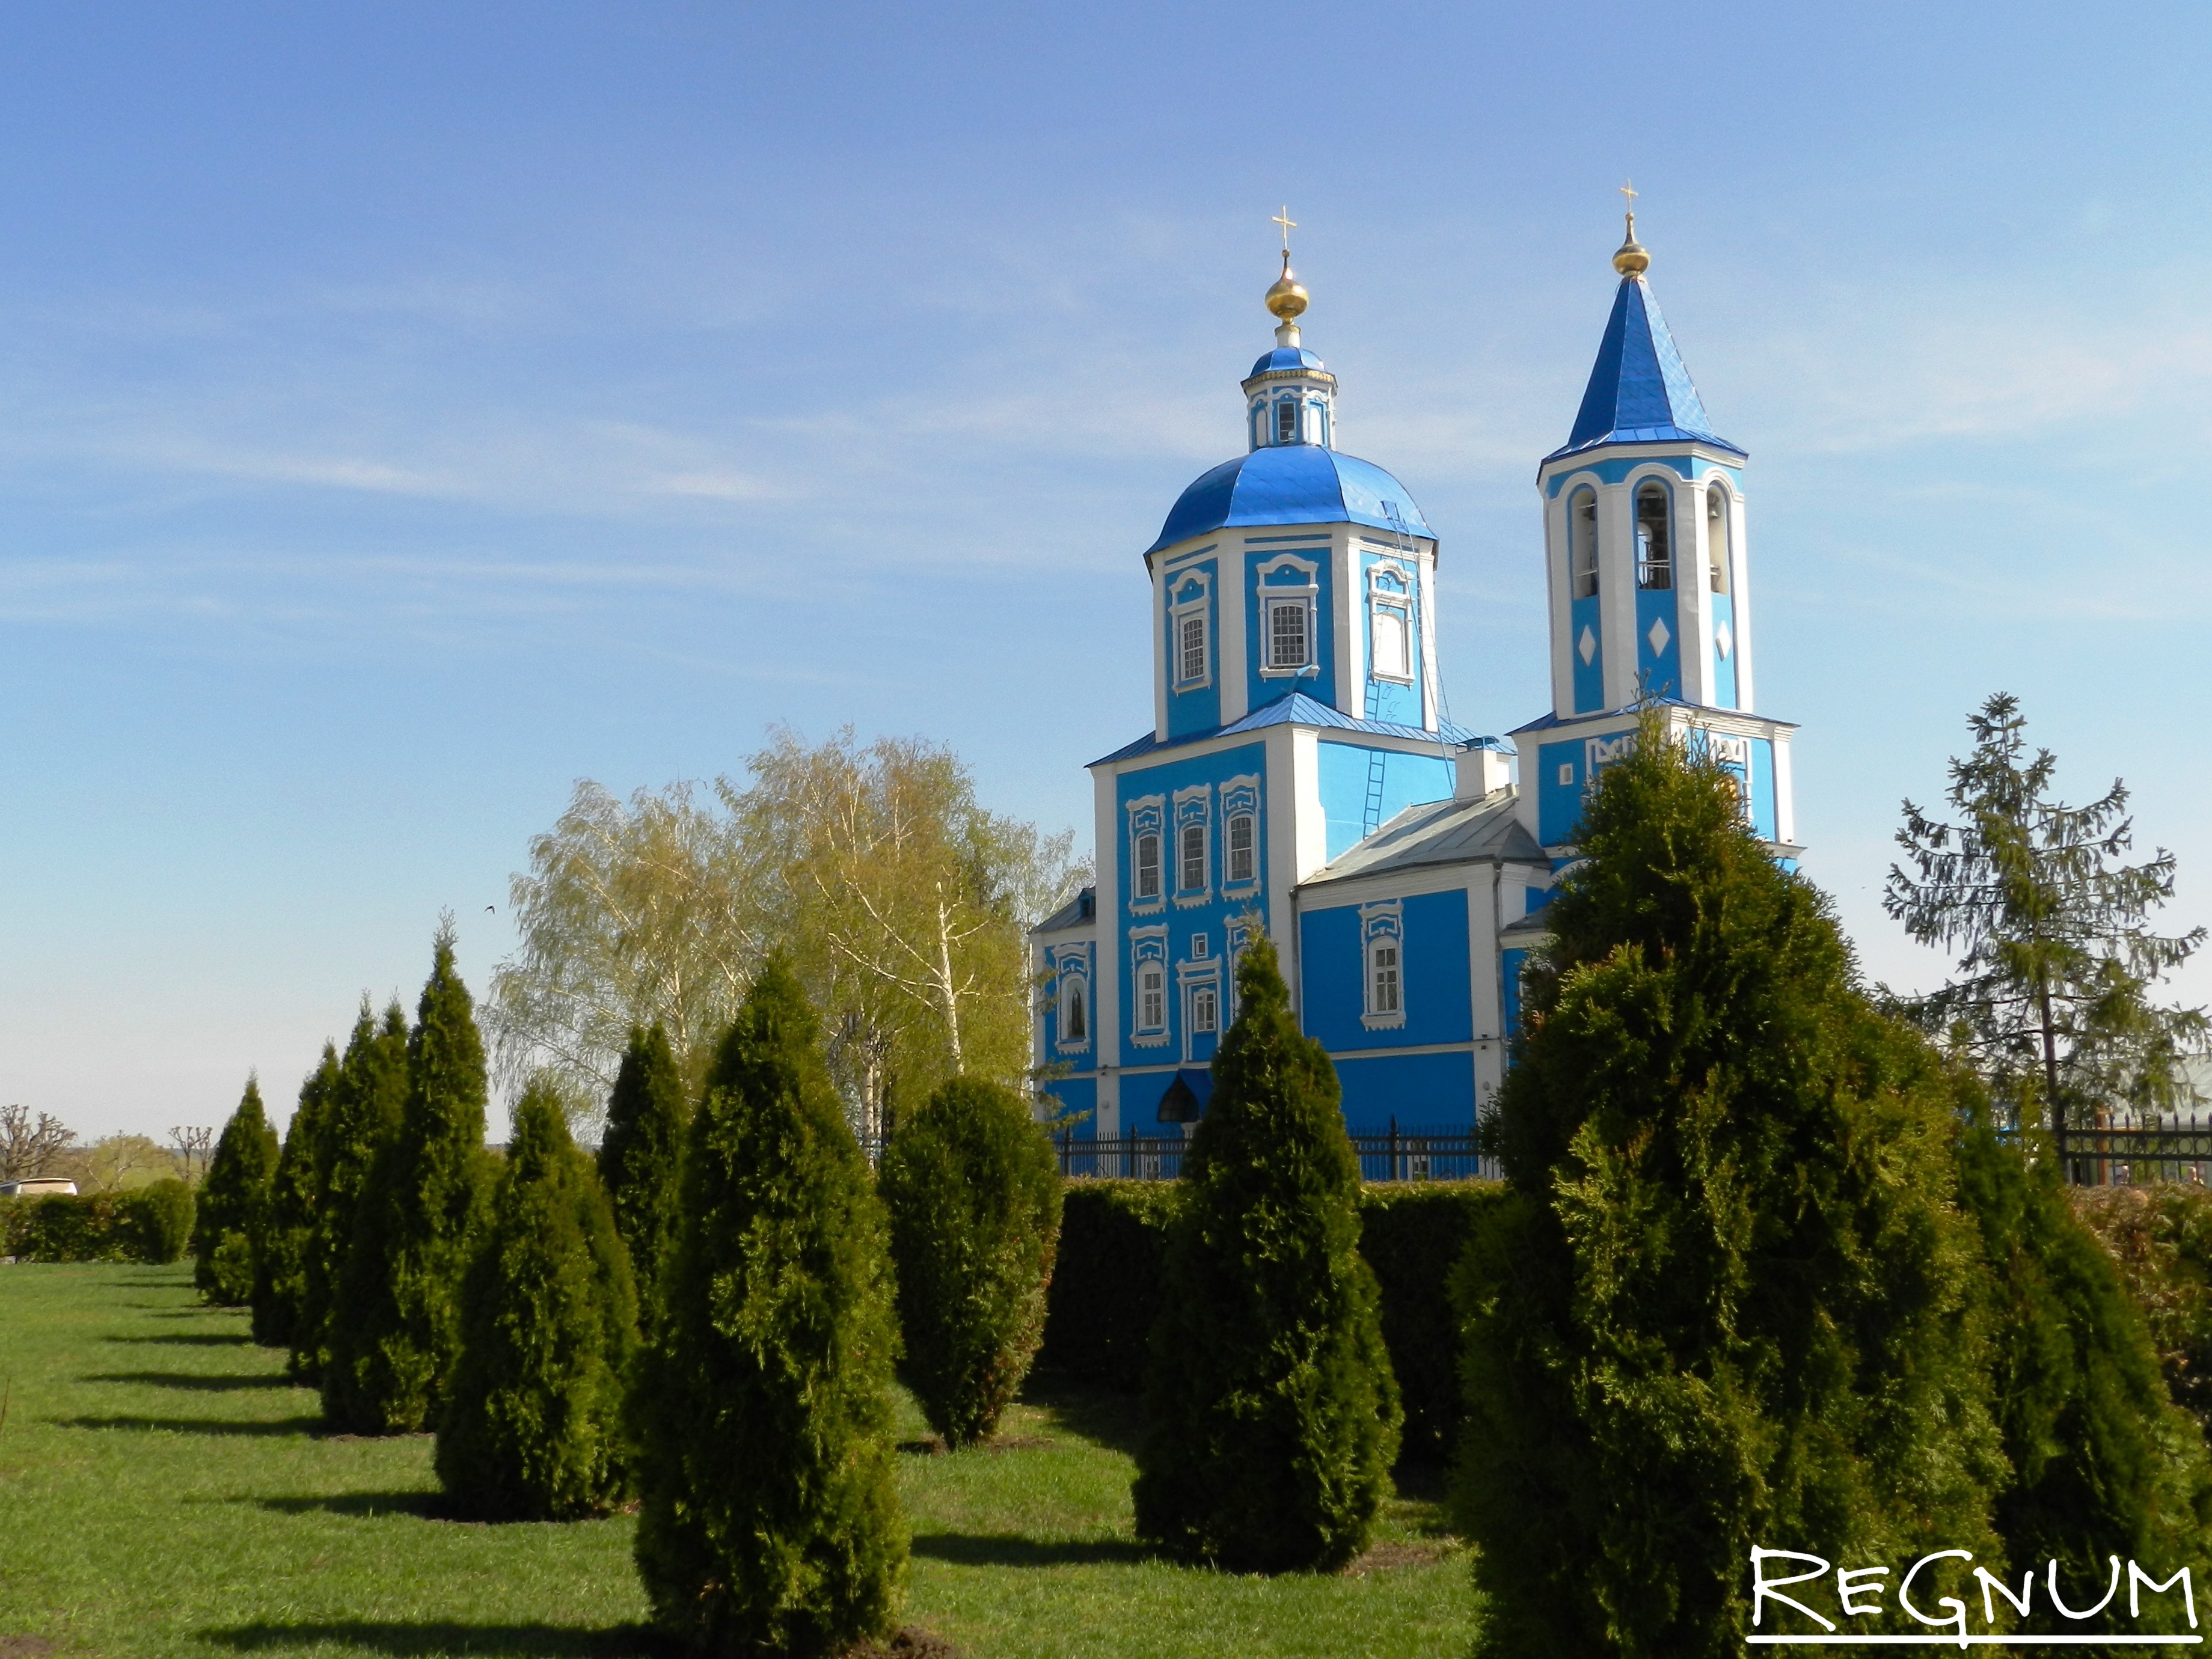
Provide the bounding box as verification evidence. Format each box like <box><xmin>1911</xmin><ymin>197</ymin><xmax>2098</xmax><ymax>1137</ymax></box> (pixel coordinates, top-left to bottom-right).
<box><xmin>1177</xmin><ymin>956</ymin><xmax>1223</xmax><ymax>1062</ymax></box>
<box><xmin>1360</xmin><ymin>900</ymin><xmax>1406</xmax><ymax>1031</ymax></box>
<box><xmin>1366</xmin><ymin>561</ymin><xmax>1415</xmax><ymax>686</ymax></box>
<box><xmin>1126</xmin><ymin>796</ymin><xmax>1165</xmax><ymax>912</ymax></box>
<box><xmin>1253</xmin><ymin>554</ymin><xmax>1320</xmax><ymax>679</ymax></box>
<box><xmin>1130</xmin><ymin>926</ymin><xmax>1170</xmax><ymax>1047</ymax></box>
<box><xmin>1169</xmin><ymin>570</ymin><xmax>1213</xmax><ymax>691</ymax></box>
<box><xmin>1052</xmin><ymin>946</ymin><xmax>1092</xmax><ymax>1054</ymax></box>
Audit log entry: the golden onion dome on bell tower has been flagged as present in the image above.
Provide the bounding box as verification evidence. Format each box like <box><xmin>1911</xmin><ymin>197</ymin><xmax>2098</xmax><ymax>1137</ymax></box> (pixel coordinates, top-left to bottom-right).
<box><xmin>1264</xmin><ymin>248</ymin><xmax>1309</xmax><ymax>322</ymax></box>
<box><xmin>1612</xmin><ymin>179</ymin><xmax>1649</xmax><ymax>276</ymax></box>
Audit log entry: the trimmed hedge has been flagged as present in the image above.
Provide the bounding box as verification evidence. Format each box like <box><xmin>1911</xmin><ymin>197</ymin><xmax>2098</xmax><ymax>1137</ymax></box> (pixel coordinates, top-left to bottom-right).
<box><xmin>1357</xmin><ymin>1182</ymin><xmax>1511</xmax><ymax>1462</ymax></box>
<box><xmin>2</xmin><ymin>1182</ymin><xmax>195</xmax><ymax>1263</ymax></box>
<box><xmin>1038</xmin><ymin>1176</ymin><xmax>1500</xmax><ymax>1461</ymax></box>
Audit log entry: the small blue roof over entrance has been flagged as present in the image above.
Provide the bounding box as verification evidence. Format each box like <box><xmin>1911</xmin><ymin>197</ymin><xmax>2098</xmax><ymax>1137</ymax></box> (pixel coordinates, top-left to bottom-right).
<box><xmin>1546</xmin><ymin>276</ymin><xmax>1744</xmax><ymax>464</ymax></box>
<box><xmin>1147</xmin><ymin>445</ymin><xmax>1432</xmax><ymax>556</ymax></box>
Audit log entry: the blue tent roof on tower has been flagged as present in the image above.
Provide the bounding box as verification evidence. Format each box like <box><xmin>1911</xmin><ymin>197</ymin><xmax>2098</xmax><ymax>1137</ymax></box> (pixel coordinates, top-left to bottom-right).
<box><xmin>1545</xmin><ymin>276</ymin><xmax>1744</xmax><ymax>463</ymax></box>
<box><xmin>1145</xmin><ymin>445</ymin><xmax>1432</xmax><ymax>556</ymax></box>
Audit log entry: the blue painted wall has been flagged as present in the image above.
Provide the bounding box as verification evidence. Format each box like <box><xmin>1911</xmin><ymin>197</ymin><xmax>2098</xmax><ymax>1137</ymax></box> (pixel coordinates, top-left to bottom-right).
<box><xmin>1316</xmin><ymin>741</ymin><xmax>1454</xmax><ymax>859</ymax></box>
<box><xmin>1635</xmin><ymin>584</ymin><xmax>1680</xmax><ymax>698</ymax></box>
<box><xmin>1358</xmin><ymin>546</ymin><xmax>1424</xmax><ymax>727</ymax></box>
<box><xmin>1038</xmin><ymin>1075</ymin><xmax>1097</xmax><ymax>1133</ymax></box>
<box><xmin>1162</xmin><ymin>555</ymin><xmax>1221</xmax><ymax>741</ymax></box>
<box><xmin>1244</xmin><ymin>538</ymin><xmax>1335</xmax><ymax>715</ymax></box>
<box><xmin>1570</xmin><ymin>587</ymin><xmax>1603</xmax><ymax>713</ymax></box>
<box><xmin>1500</xmin><ymin>947</ymin><xmax>1529</xmax><ymax>1051</ymax></box>
<box><xmin>1751</xmin><ymin>736</ymin><xmax>1777</xmax><ymax>840</ymax></box>
<box><xmin>1113</xmin><ymin>740</ymin><xmax>1269</xmax><ymax>1062</ymax></box>
<box><xmin>1335</xmin><ymin>1050</ymin><xmax>1477</xmax><ymax>1134</ymax></box>
<box><xmin>1297</xmin><ymin>888</ymin><xmax>1472</xmax><ymax>1053</ymax></box>
<box><xmin>1709</xmin><ymin>589</ymin><xmax>1738</xmax><ymax>707</ymax></box>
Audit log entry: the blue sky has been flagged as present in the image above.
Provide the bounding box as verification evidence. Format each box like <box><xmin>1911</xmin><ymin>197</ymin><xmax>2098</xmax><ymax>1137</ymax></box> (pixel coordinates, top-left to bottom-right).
<box><xmin>8</xmin><ymin>2</ymin><xmax>2212</xmax><ymax>1138</ymax></box>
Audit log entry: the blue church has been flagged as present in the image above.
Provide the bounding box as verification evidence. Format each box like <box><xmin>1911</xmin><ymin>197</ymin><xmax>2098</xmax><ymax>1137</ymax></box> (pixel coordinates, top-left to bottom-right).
<box><xmin>1031</xmin><ymin>209</ymin><xmax>1801</xmax><ymax>1137</ymax></box>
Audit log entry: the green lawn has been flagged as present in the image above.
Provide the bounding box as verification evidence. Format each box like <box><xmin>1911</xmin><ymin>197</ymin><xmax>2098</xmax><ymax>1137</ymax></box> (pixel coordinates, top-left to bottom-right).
<box><xmin>0</xmin><ymin>1264</ymin><xmax>1477</xmax><ymax>1657</ymax></box>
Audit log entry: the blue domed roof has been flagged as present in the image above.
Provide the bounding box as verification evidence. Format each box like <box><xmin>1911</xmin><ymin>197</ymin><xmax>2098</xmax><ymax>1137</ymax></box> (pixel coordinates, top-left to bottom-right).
<box><xmin>1247</xmin><ymin>345</ymin><xmax>1326</xmax><ymax>377</ymax></box>
<box><xmin>1146</xmin><ymin>445</ymin><xmax>1433</xmax><ymax>556</ymax></box>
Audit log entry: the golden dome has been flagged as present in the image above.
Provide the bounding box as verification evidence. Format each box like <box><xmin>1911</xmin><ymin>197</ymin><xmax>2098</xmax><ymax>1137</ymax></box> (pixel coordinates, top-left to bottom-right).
<box><xmin>1613</xmin><ymin>210</ymin><xmax>1649</xmax><ymax>277</ymax></box>
<box><xmin>1265</xmin><ymin>249</ymin><xmax>1309</xmax><ymax>321</ymax></box>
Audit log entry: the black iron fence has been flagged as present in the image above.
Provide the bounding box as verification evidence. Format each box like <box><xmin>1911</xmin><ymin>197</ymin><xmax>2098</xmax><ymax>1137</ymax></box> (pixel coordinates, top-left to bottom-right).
<box><xmin>1046</xmin><ymin>1121</ymin><xmax>1495</xmax><ymax>1184</ymax></box>
<box><xmin>2046</xmin><ymin>1116</ymin><xmax>2212</xmax><ymax>1188</ymax></box>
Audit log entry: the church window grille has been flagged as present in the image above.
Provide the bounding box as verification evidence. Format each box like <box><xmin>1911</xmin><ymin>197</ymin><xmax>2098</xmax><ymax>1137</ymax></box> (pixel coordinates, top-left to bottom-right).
<box><xmin>1706</xmin><ymin>484</ymin><xmax>1731</xmax><ymax>593</ymax></box>
<box><xmin>1178</xmin><ymin>611</ymin><xmax>1208</xmax><ymax>685</ymax></box>
<box><xmin>1276</xmin><ymin>399</ymin><xmax>1298</xmax><ymax>444</ymax></box>
<box><xmin>1191</xmin><ymin>982</ymin><xmax>1218</xmax><ymax>1034</ymax></box>
<box><xmin>1268</xmin><ymin>599</ymin><xmax>1311</xmax><ymax>670</ymax></box>
<box><xmin>1227</xmin><ymin>813</ymin><xmax>1255</xmax><ymax>884</ymax></box>
<box><xmin>1138</xmin><ymin>964</ymin><xmax>1165</xmax><ymax>1032</ymax></box>
<box><xmin>1179</xmin><ymin>822</ymin><xmax>1206</xmax><ymax>892</ymax></box>
<box><xmin>1135</xmin><ymin>833</ymin><xmax>1160</xmax><ymax>899</ymax></box>
<box><xmin>1062</xmin><ymin>980</ymin><xmax>1086</xmax><ymax>1043</ymax></box>
<box><xmin>1635</xmin><ymin>482</ymin><xmax>1672</xmax><ymax>591</ymax></box>
<box><xmin>1570</xmin><ymin>489</ymin><xmax>1599</xmax><ymax>599</ymax></box>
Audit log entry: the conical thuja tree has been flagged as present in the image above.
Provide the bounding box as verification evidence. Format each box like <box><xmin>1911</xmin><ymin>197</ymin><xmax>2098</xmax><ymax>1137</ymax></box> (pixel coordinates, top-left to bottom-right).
<box><xmin>597</xmin><ymin>1023</ymin><xmax>688</xmax><ymax>1322</ymax></box>
<box><xmin>253</xmin><ymin>1045</ymin><xmax>339</xmax><ymax>1348</ymax></box>
<box><xmin>632</xmin><ymin>956</ymin><xmax>905</xmax><ymax>1657</ymax></box>
<box><xmin>880</xmin><ymin>1074</ymin><xmax>1062</xmax><ymax>1447</ymax></box>
<box><xmin>297</xmin><ymin>1000</ymin><xmax>409</xmax><ymax>1379</ymax></box>
<box><xmin>194</xmin><ymin>1075</ymin><xmax>280</xmax><ymax>1304</ymax></box>
<box><xmin>1954</xmin><ymin>1117</ymin><xmax>2212</xmax><ymax>1628</ymax></box>
<box><xmin>1133</xmin><ymin>934</ymin><xmax>1400</xmax><ymax>1572</ymax></box>
<box><xmin>438</xmin><ymin>1078</ymin><xmax>638</xmax><ymax>1520</ymax></box>
<box><xmin>1455</xmin><ymin>710</ymin><xmax>2007</xmax><ymax>1659</ymax></box>
<box><xmin>323</xmin><ymin>921</ymin><xmax>494</xmax><ymax>1435</ymax></box>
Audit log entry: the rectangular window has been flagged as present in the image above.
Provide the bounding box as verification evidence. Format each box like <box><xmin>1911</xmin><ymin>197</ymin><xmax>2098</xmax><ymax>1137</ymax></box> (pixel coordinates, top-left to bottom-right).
<box><xmin>1371</xmin><ymin>944</ymin><xmax>1400</xmax><ymax>1015</ymax></box>
<box><xmin>1178</xmin><ymin>611</ymin><xmax>1207</xmax><ymax>684</ymax></box>
<box><xmin>1063</xmin><ymin>981</ymin><xmax>1086</xmax><ymax>1042</ymax></box>
<box><xmin>1135</xmin><ymin>833</ymin><xmax>1160</xmax><ymax>899</ymax></box>
<box><xmin>1227</xmin><ymin>813</ymin><xmax>1254</xmax><ymax>883</ymax></box>
<box><xmin>1276</xmin><ymin>400</ymin><xmax>1297</xmax><ymax>443</ymax></box>
<box><xmin>1268</xmin><ymin>600</ymin><xmax>1310</xmax><ymax>670</ymax></box>
<box><xmin>1179</xmin><ymin>822</ymin><xmax>1206</xmax><ymax>891</ymax></box>
<box><xmin>1371</xmin><ymin>606</ymin><xmax>1409</xmax><ymax>679</ymax></box>
<box><xmin>1139</xmin><ymin>965</ymin><xmax>1165</xmax><ymax>1031</ymax></box>
<box><xmin>1192</xmin><ymin>983</ymin><xmax>1218</xmax><ymax>1033</ymax></box>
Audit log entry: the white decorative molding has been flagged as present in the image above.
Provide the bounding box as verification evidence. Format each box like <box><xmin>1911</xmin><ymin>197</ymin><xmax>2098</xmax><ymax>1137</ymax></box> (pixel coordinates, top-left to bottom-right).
<box><xmin>1359</xmin><ymin>899</ymin><xmax>1406</xmax><ymax>1031</ymax></box>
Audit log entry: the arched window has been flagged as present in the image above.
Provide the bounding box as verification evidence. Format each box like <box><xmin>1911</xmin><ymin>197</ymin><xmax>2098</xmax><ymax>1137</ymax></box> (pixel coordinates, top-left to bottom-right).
<box><xmin>1635</xmin><ymin>481</ymin><xmax>1672</xmax><ymax>591</ymax></box>
<box><xmin>1706</xmin><ymin>484</ymin><xmax>1730</xmax><ymax>593</ymax></box>
<box><xmin>1062</xmin><ymin>980</ymin><xmax>1086</xmax><ymax>1043</ymax></box>
<box><xmin>1569</xmin><ymin>488</ymin><xmax>1598</xmax><ymax>599</ymax></box>
<box><xmin>1226</xmin><ymin>812</ymin><xmax>1255</xmax><ymax>883</ymax></box>
<box><xmin>1179</xmin><ymin>822</ymin><xmax>1206</xmax><ymax>891</ymax></box>
<box><xmin>1276</xmin><ymin>399</ymin><xmax>1298</xmax><ymax>444</ymax></box>
<box><xmin>1135</xmin><ymin>833</ymin><xmax>1160</xmax><ymax>899</ymax></box>
<box><xmin>1138</xmin><ymin>964</ymin><xmax>1165</xmax><ymax>1031</ymax></box>
<box><xmin>1191</xmin><ymin>982</ymin><xmax>1218</xmax><ymax>1034</ymax></box>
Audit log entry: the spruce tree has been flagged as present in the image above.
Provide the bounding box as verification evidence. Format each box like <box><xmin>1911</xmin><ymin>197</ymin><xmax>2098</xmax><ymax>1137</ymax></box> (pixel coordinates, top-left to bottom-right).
<box><xmin>1886</xmin><ymin>692</ymin><xmax>2208</xmax><ymax>1146</ymax></box>
<box><xmin>1456</xmin><ymin>710</ymin><xmax>2007</xmax><ymax>1659</ymax></box>
<box><xmin>296</xmin><ymin>1000</ymin><xmax>409</xmax><ymax>1379</ymax></box>
<box><xmin>438</xmin><ymin>1078</ymin><xmax>638</xmax><ymax>1520</ymax></box>
<box><xmin>323</xmin><ymin>923</ymin><xmax>494</xmax><ymax>1435</ymax></box>
<box><xmin>1132</xmin><ymin>935</ymin><xmax>1400</xmax><ymax>1572</ymax></box>
<box><xmin>597</xmin><ymin>1023</ymin><xmax>688</xmax><ymax>1321</ymax></box>
<box><xmin>1955</xmin><ymin>1117</ymin><xmax>2212</xmax><ymax>1628</ymax></box>
<box><xmin>631</xmin><ymin>956</ymin><xmax>905</xmax><ymax>1657</ymax></box>
<box><xmin>253</xmin><ymin>1045</ymin><xmax>339</xmax><ymax>1348</ymax></box>
<box><xmin>880</xmin><ymin>1075</ymin><xmax>1062</xmax><ymax>1446</ymax></box>
<box><xmin>193</xmin><ymin>1075</ymin><xmax>280</xmax><ymax>1304</ymax></box>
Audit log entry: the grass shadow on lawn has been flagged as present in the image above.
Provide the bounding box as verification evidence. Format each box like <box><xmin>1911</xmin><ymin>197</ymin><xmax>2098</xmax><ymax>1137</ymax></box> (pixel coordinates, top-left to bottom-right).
<box><xmin>1016</xmin><ymin>1377</ymin><xmax>1144</xmax><ymax>1457</ymax></box>
<box><xmin>102</xmin><ymin>1331</ymin><xmax>254</xmax><ymax>1346</ymax></box>
<box><xmin>50</xmin><ymin>1414</ymin><xmax>322</xmax><ymax>1437</ymax></box>
<box><xmin>911</xmin><ymin>1532</ymin><xmax>1151</xmax><ymax>1568</ymax></box>
<box><xmin>85</xmin><ymin>1370</ymin><xmax>299</xmax><ymax>1392</ymax></box>
<box><xmin>201</xmin><ymin>1621</ymin><xmax>664</xmax><ymax>1657</ymax></box>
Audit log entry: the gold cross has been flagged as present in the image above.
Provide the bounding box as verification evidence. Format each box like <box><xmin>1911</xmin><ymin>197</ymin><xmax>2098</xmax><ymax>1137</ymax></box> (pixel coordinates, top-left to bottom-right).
<box><xmin>1619</xmin><ymin>179</ymin><xmax>1637</xmax><ymax>209</ymax></box>
<box><xmin>1272</xmin><ymin>205</ymin><xmax>1297</xmax><ymax>251</ymax></box>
